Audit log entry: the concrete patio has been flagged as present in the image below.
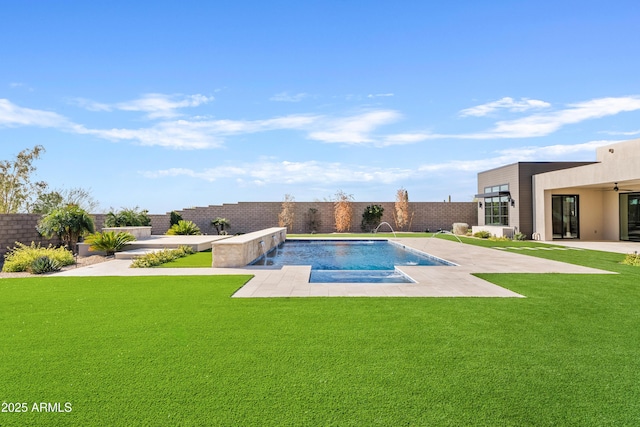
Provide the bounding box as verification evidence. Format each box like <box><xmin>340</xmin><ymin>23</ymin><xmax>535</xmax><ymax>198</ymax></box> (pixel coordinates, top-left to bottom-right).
<box><xmin>52</xmin><ymin>237</ymin><xmax>618</xmax><ymax>298</ymax></box>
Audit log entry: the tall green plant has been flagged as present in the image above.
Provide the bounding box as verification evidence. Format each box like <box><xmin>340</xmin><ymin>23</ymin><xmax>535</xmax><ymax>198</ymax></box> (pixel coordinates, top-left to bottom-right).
<box><xmin>105</xmin><ymin>207</ymin><xmax>151</xmax><ymax>227</ymax></box>
<box><xmin>0</xmin><ymin>145</ymin><xmax>46</xmax><ymax>213</ymax></box>
<box><xmin>211</xmin><ymin>217</ymin><xmax>230</xmax><ymax>235</ymax></box>
<box><xmin>36</xmin><ymin>204</ymin><xmax>95</xmax><ymax>252</ymax></box>
<box><xmin>170</xmin><ymin>211</ymin><xmax>183</xmax><ymax>226</ymax></box>
<box><xmin>361</xmin><ymin>204</ymin><xmax>384</xmax><ymax>232</ymax></box>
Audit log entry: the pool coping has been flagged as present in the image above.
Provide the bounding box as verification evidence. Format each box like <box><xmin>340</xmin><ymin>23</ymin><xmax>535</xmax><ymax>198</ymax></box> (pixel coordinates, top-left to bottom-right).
<box><xmin>52</xmin><ymin>237</ymin><xmax>616</xmax><ymax>298</ymax></box>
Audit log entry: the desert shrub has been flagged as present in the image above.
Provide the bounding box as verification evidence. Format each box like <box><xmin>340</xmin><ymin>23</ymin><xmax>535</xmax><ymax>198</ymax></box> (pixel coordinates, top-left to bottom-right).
<box><xmin>473</xmin><ymin>230</ymin><xmax>492</xmax><ymax>239</ymax></box>
<box><xmin>393</xmin><ymin>188</ymin><xmax>413</xmax><ymax>231</ymax></box>
<box><xmin>30</xmin><ymin>256</ymin><xmax>62</xmax><ymax>274</ymax></box>
<box><xmin>170</xmin><ymin>211</ymin><xmax>183</xmax><ymax>227</ymax></box>
<box><xmin>104</xmin><ymin>207</ymin><xmax>151</xmax><ymax>227</ymax></box>
<box><xmin>334</xmin><ymin>190</ymin><xmax>354</xmax><ymax>232</ymax></box>
<box><xmin>166</xmin><ymin>220</ymin><xmax>201</xmax><ymax>235</ymax></box>
<box><xmin>306</xmin><ymin>208</ymin><xmax>320</xmax><ymax>234</ymax></box>
<box><xmin>84</xmin><ymin>231</ymin><xmax>136</xmax><ymax>256</ymax></box>
<box><xmin>130</xmin><ymin>246</ymin><xmax>195</xmax><ymax>268</ymax></box>
<box><xmin>2</xmin><ymin>242</ymin><xmax>74</xmax><ymax>272</ymax></box>
<box><xmin>278</xmin><ymin>194</ymin><xmax>296</xmax><ymax>232</ymax></box>
<box><xmin>621</xmin><ymin>252</ymin><xmax>640</xmax><ymax>266</ymax></box>
<box><xmin>361</xmin><ymin>204</ymin><xmax>384</xmax><ymax>232</ymax></box>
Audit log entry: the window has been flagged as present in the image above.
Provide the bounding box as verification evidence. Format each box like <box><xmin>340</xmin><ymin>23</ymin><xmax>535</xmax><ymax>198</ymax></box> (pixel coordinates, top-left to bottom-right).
<box><xmin>484</xmin><ymin>184</ymin><xmax>509</xmax><ymax>226</ymax></box>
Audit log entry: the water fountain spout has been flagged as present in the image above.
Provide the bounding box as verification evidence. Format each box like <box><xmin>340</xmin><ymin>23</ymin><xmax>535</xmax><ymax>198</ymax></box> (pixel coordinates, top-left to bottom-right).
<box><xmin>430</xmin><ymin>230</ymin><xmax>463</xmax><ymax>243</ymax></box>
<box><xmin>259</xmin><ymin>240</ymin><xmax>268</xmax><ymax>265</ymax></box>
<box><xmin>373</xmin><ymin>221</ymin><xmax>397</xmax><ymax>238</ymax></box>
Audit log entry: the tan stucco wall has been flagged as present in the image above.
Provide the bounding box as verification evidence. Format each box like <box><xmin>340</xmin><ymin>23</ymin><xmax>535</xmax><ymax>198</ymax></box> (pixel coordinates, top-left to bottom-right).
<box><xmin>534</xmin><ymin>139</ymin><xmax>640</xmax><ymax>241</ymax></box>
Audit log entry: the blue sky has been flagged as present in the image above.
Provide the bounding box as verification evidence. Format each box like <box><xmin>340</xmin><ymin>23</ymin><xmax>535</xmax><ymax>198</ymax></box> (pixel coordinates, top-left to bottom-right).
<box><xmin>1</xmin><ymin>0</ymin><xmax>639</xmax><ymax>213</ymax></box>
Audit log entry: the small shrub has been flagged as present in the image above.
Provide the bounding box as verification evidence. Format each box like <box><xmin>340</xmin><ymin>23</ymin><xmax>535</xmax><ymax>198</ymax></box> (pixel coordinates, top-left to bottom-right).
<box><xmin>170</xmin><ymin>211</ymin><xmax>183</xmax><ymax>227</ymax></box>
<box><xmin>166</xmin><ymin>220</ymin><xmax>201</xmax><ymax>235</ymax></box>
<box><xmin>130</xmin><ymin>246</ymin><xmax>195</xmax><ymax>268</ymax></box>
<box><xmin>473</xmin><ymin>231</ymin><xmax>492</xmax><ymax>239</ymax></box>
<box><xmin>84</xmin><ymin>231</ymin><xmax>136</xmax><ymax>256</ymax></box>
<box><xmin>30</xmin><ymin>256</ymin><xmax>62</xmax><ymax>274</ymax></box>
<box><xmin>621</xmin><ymin>252</ymin><xmax>640</xmax><ymax>266</ymax></box>
<box><xmin>2</xmin><ymin>242</ymin><xmax>74</xmax><ymax>272</ymax></box>
<box><xmin>361</xmin><ymin>204</ymin><xmax>384</xmax><ymax>232</ymax></box>
<box><xmin>211</xmin><ymin>218</ymin><xmax>230</xmax><ymax>235</ymax></box>
<box><xmin>489</xmin><ymin>235</ymin><xmax>511</xmax><ymax>242</ymax></box>
<box><xmin>513</xmin><ymin>232</ymin><xmax>527</xmax><ymax>241</ymax></box>
<box><xmin>105</xmin><ymin>207</ymin><xmax>151</xmax><ymax>227</ymax></box>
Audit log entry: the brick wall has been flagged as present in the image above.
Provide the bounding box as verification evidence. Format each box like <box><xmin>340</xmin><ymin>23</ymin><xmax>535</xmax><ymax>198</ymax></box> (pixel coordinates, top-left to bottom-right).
<box><xmin>171</xmin><ymin>201</ymin><xmax>476</xmax><ymax>235</ymax></box>
<box><xmin>0</xmin><ymin>201</ymin><xmax>476</xmax><ymax>262</ymax></box>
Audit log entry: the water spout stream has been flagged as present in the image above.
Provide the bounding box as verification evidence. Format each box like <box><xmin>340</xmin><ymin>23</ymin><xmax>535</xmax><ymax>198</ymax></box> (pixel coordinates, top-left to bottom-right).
<box><xmin>373</xmin><ymin>222</ymin><xmax>397</xmax><ymax>238</ymax></box>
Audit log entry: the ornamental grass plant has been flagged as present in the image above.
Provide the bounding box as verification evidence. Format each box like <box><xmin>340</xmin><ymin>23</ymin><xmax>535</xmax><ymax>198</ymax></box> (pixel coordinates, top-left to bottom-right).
<box><xmin>1</xmin><ymin>242</ymin><xmax>74</xmax><ymax>272</ymax></box>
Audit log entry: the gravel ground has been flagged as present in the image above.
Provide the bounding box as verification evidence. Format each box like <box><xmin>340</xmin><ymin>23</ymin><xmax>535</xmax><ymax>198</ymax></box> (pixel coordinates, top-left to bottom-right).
<box><xmin>0</xmin><ymin>255</ymin><xmax>111</xmax><ymax>279</ymax></box>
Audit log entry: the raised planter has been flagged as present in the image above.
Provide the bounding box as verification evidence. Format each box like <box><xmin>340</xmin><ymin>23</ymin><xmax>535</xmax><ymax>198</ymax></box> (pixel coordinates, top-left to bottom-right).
<box><xmin>102</xmin><ymin>226</ymin><xmax>152</xmax><ymax>239</ymax></box>
<box><xmin>212</xmin><ymin>227</ymin><xmax>286</xmax><ymax>268</ymax></box>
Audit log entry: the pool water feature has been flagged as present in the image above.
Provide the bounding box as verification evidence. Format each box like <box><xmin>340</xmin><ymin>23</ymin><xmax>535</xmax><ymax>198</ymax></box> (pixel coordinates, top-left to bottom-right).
<box><xmin>252</xmin><ymin>239</ymin><xmax>453</xmax><ymax>283</ymax></box>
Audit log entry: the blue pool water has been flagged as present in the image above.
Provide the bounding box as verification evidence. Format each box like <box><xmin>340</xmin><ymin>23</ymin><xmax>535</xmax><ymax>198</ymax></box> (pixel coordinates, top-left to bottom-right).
<box><xmin>252</xmin><ymin>239</ymin><xmax>452</xmax><ymax>283</ymax></box>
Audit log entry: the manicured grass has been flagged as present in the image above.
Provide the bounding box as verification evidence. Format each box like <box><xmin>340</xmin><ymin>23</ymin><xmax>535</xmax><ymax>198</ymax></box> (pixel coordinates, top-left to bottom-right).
<box><xmin>2</xmin><ymin>255</ymin><xmax>640</xmax><ymax>425</ymax></box>
<box><xmin>158</xmin><ymin>249</ymin><xmax>212</xmax><ymax>268</ymax></box>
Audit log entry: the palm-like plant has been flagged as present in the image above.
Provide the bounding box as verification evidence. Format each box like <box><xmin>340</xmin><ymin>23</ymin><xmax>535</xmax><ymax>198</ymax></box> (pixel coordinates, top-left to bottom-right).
<box><xmin>211</xmin><ymin>217</ymin><xmax>230</xmax><ymax>235</ymax></box>
<box><xmin>104</xmin><ymin>207</ymin><xmax>151</xmax><ymax>227</ymax></box>
<box><xmin>166</xmin><ymin>220</ymin><xmax>201</xmax><ymax>235</ymax></box>
<box><xmin>84</xmin><ymin>231</ymin><xmax>136</xmax><ymax>256</ymax></box>
<box><xmin>36</xmin><ymin>204</ymin><xmax>95</xmax><ymax>253</ymax></box>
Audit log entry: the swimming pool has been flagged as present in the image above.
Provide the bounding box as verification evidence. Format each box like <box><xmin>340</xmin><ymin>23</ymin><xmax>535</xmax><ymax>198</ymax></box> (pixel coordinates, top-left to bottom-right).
<box><xmin>251</xmin><ymin>239</ymin><xmax>453</xmax><ymax>283</ymax></box>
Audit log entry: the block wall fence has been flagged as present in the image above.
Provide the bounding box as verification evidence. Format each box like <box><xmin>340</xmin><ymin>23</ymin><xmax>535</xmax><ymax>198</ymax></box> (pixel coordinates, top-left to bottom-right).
<box><xmin>0</xmin><ymin>201</ymin><xmax>477</xmax><ymax>260</ymax></box>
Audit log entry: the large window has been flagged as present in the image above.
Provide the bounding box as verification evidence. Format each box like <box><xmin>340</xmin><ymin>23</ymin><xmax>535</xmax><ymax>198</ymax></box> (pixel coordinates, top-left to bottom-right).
<box><xmin>620</xmin><ymin>193</ymin><xmax>640</xmax><ymax>242</ymax></box>
<box><xmin>484</xmin><ymin>184</ymin><xmax>509</xmax><ymax>226</ymax></box>
<box><xmin>552</xmin><ymin>195</ymin><xmax>579</xmax><ymax>239</ymax></box>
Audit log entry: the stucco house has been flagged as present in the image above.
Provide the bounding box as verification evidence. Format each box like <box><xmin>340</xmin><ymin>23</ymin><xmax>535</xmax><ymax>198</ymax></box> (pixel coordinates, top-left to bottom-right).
<box><xmin>475</xmin><ymin>138</ymin><xmax>640</xmax><ymax>242</ymax></box>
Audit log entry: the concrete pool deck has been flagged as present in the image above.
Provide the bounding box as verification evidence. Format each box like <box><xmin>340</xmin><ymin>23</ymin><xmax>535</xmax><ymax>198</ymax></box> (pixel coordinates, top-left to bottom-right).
<box><xmin>51</xmin><ymin>237</ymin><xmax>617</xmax><ymax>298</ymax></box>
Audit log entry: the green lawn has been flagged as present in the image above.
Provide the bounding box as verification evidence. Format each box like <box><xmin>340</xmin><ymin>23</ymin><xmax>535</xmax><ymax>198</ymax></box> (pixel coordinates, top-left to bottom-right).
<box><xmin>1</xmin><ymin>243</ymin><xmax>640</xmax><ymax>425</ymax></box>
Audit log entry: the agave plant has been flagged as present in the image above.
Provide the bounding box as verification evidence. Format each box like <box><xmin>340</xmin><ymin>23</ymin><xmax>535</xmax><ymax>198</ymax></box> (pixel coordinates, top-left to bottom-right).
<box><xmin>166</xmin><ymin>220</ymin><xmax>201</xmax><ymax>235</ymax></box>
<box><xmin>30</xmin><ymin>256</ymin><xmax>62</xmax><ymax>274</ymax></box>
<box><xmin>84</xmin><ymin>231</ymin><xmax>136</xmax><ymax>256</ymax></box>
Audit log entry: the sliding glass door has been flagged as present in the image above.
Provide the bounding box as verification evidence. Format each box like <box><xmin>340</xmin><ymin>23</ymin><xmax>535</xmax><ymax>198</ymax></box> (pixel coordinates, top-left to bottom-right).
<box><xmin>552</xmin><ymin>195</ymin><xmax>579</xmax><ymax>239</ymax></box>
<box><xmin>620</xmin><ymin>193</ymin><xmax>640</xmax><ymax>242</ymax></box>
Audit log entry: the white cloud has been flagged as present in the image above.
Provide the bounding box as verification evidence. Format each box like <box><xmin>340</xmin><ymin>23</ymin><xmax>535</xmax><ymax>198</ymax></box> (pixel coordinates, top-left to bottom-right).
<box><xmin>601</xmin><ymin>129</ymin><xmax>640</xmax><ymax>136</ymax></box>
<box><xmin>9</xmin><ymin>82</ymin><xmax>34</xmax><ymax>91</ymax></box>
<box><xmin>269</xmin><ymin>92</ymin><xmax>309</xmax><ymax>102</ymax></box>
<box><xmin>0</xmin><ymin>99</ymin><xmax>72</xmax><ymax>128</ymax></box>
<box><xmin>72</xmin><ymin>93</ymin><xmax>214</xmax><ymax>118</ymax></box>
<box><xmin>459</xmin><ymin>97</ymin><xmax>551</xmax><ymax>117</ymax></box>
<box><xmin>116</xmin><ymin>93</ymin><xmax>213</xmax><ymax>118</ymax></box>
<box><xmin>367</xmin><ymin>93</ymin><xmax>394</xmax><ymax>98</ymax></box>
<box><xmin>141</xmin><ymin>160</ymin><xmax>415</xmax><ymax>185</ymax></box>
<box><xmin>70</xmin><ymin>97</ymin><xmax>112</xmax><ymax>111</ymax></box>
<box><xmin>419</xmin><ymin>140</ymin><xmax>615</xmax><ymax>173</ymax></box>
<box><xmin>307</xmin><ymin>110</ymin><xmax>401</xmax><ymax>144</ymax></box>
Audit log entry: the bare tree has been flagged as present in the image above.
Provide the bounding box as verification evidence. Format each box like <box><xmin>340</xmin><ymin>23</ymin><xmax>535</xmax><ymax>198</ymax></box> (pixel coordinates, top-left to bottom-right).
<box><xmin>278</xmin><ymin>194</ymin><xmax>296</xmax><ymax>232</ymax></box>
<box><xmin>334</xmin><ymin>190</ymin><xmax>354</xmax><ymax>232</ymax></box>
<box><xmin>393</xmin><ymin>188</ymin><xmax>413</xmax><ymax>231</ymax></box>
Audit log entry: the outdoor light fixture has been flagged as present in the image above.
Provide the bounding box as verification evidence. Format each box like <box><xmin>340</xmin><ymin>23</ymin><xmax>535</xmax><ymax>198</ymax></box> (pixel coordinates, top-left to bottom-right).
<box><xmin>478</xmin><ymin>201</ymin><xmax>483</xmax><ymax>208</ymax></box>
<box><xmin>511</xmin><ymin>199</ymin><xmax>516</xmax><ymax>207</ymax></box>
